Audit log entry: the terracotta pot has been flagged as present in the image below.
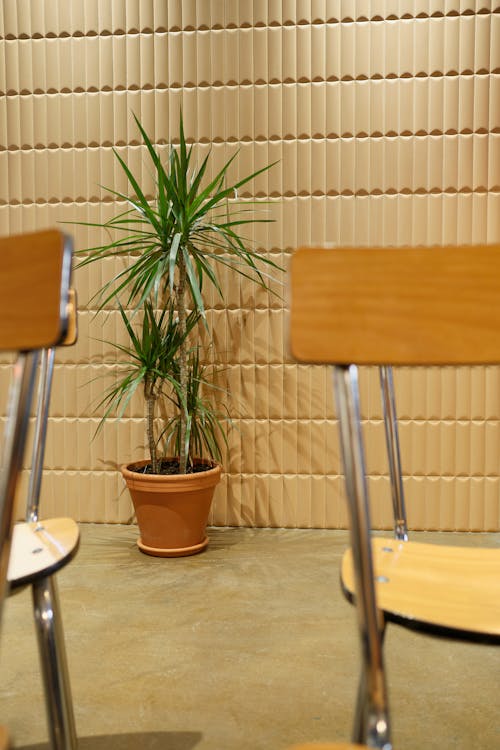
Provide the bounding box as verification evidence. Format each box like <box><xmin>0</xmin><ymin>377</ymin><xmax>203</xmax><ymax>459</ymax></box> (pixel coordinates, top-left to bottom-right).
<box><xmin>121</xmin><ymin>459</ymin><xmax>222</xmax><ymax>558</ymax></box>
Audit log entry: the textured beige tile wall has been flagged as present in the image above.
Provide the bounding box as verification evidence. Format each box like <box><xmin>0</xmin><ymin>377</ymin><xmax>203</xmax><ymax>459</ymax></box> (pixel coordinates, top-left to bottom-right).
<box><xmin>0</xmin><ymin>2</ymin><xmax>499</xmax><ymax>529</ymax></box>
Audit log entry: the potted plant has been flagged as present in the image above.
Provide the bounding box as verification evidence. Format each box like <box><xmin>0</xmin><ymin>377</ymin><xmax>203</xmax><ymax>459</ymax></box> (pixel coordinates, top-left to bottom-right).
<box><xmin>75</xmin><ymin>113</ymin><xmax>279</xmax><ymax>556</ymax></box>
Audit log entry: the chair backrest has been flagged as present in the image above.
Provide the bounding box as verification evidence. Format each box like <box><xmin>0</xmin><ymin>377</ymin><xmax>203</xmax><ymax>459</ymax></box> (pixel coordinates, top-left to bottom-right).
<box><xmin>0</xmin><ymin>229</ymin><xmax>73</xmax><ymax>618</ymax></box>
<box><xmin>290</xmin><ymin>245</ymin><xmax>500</xmax><ymax>366</ymax></box>
<box><xmin>0</xmin><ymin>229</ymin><xmax>72</xmax><ymax>351</ymax></box>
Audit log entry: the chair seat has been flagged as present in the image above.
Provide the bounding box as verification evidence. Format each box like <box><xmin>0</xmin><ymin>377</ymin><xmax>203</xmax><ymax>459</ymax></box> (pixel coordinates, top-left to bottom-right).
<box><xmin>7</xmin><ymin>518</ymin><xmax>80</xmax><ymax>589</ymax></box>
<box><xmin>287</xmin><ymin>744</ymin><xmax>367</xmax><ymax>749</ymax></box>
<box><xmin>341</xmin><ymin>538</ymin><xmax>500</xmax><ymax>642</ymax></box>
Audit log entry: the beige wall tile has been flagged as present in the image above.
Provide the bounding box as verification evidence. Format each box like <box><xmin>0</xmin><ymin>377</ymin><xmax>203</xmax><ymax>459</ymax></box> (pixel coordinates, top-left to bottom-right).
<box><xmin>1</xmin><ymin>3</ymin><xmax>498</xmax><ymax>530</ymax></box>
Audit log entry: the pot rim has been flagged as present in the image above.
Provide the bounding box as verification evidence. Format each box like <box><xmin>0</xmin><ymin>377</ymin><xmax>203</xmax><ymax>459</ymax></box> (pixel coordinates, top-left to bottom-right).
<box><xmin>121</xmin><ymin>457</ymin><xmax>222</xmax><ymax>483</ymax></box>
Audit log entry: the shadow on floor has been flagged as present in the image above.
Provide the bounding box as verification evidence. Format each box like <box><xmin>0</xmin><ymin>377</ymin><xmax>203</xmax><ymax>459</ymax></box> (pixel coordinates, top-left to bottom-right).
<box><xmin>20</xmin><ymin>732</ymin><xmax>202</xmax><ymax>750</ymax></box>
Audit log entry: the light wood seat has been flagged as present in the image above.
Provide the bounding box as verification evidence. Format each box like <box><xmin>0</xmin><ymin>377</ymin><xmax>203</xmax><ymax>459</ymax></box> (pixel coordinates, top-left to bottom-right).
<box><xmin>8</xmin><ymin>518</ymin><xmax>80</xmax><ymax>589</ymax></box>
<box><xmin>342</xmin><ymin>538</ymin><xmax>500</xmax><ymax>642</ymax></box>
<box><xmin>287</xmin><ymin>744</ymin><xmax>367</xmax><ymax>749</ymax></box>
<box><xmin>289</xmin><ymin>244</ymin><xmax>500</xmax><ymax>748</ymax></box>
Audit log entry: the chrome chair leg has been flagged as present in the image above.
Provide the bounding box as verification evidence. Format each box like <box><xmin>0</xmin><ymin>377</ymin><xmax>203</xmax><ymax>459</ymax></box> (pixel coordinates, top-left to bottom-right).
<box><xmin>32</xmin><ymin>575</ymin><xmax>77</xmax><ymax>750</ymax></box>
<box><xmin>353</xmin><ymin>620</ymin><xmax>387</xmax><ymax>744</ymax></box>
<box><xmin>352</xmin><ymin>670</ymin><xmax>367</xmax><ymax>744</ymax></box>
<box><xmin>25</xmin><ymin>347</ymin><xmax>78</xmax><ymax>748</ymax></box>
<box><xmin>379</xmin><ymin>366</ymin><xmax>408</xmax><ymax>541</ymax></box>
<box><xmin>27</xmin><ymin>348</ymin><xmax>55</xmax><ymax>524</ymax></box>
<box><xmin>333</xmin><ymin>364</ymin><xmax>391</xmax><ymax>750</ymax></box>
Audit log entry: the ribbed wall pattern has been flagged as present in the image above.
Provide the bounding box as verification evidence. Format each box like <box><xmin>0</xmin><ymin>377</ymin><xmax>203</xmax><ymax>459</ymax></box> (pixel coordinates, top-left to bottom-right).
<box><xmin>0</xmin><ymin>2</ymin><xmax>499</xmax><ymax>529</ymax></box>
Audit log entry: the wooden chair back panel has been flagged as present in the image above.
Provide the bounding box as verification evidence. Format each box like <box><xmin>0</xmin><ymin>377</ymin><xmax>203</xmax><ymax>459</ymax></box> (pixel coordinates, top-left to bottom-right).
<box><xmin>290</xmin><ymin>245</ymin><xmax>500</xmax><ymax>366</ymax></box>
<box><xmin>0</xmin><ymin>230</ymin><xmax>72</xmax><ymax>351</ymax></box>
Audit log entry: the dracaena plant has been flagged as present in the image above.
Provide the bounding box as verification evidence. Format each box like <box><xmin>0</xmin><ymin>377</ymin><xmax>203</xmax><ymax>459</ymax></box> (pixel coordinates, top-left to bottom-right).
<box><xmin>96</xmin><ymin>300</ymin><xmax>227</xmax><ymax>474</ymax></box>
<box><xmin>161</xmin><ymin>346</ymin><xmax>230</xmax><ymax>468</ymax></box>
<box><xmin>75</xmin><ymin>112</ymin><xmax>279</xmax><ymax>474</ymax></box>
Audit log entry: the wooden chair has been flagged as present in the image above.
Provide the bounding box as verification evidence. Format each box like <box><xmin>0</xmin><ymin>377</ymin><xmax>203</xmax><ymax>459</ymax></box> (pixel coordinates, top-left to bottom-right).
<box><xmin>288</xmin><ymin>245</ymin><xmax>500</xmax><ymax>748</ymax></box>
<box><xmin>0</xmin><ymin>230</ymin><xmax>74</xmax><ymax>750</ymax></box>
<box><xmin>7</xmin><ymin>287</ymin><xmax>79</xmax><ymax>750</ymax></box>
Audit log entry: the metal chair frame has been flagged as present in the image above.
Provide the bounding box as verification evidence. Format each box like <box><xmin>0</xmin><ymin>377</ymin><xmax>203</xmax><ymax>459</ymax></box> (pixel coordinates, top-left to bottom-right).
<box><xmin>379</xmin><ymin>366</ymin><xmax>408</xmax><ymax>542</ymax></box>
<box><xmin>334</xmin><ymin>365</ymin><xmax>391</xmax><ymax>750</ymax></box>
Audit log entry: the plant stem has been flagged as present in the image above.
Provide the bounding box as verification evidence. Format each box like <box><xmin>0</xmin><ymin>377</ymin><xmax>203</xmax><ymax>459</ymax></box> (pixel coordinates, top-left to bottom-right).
<box><xmin>176</xmin><ymin>254</ymin><xmax>189</xmax><ymax>474</ymax></box>
<box><xmin>145</xmin><ymin>378</ymin><xmax>158</xmax><ymax>473</ymax></box>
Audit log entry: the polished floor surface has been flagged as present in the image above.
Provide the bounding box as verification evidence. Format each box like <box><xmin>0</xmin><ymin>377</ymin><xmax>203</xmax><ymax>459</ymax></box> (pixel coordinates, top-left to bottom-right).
<box><xmin>0</xmin><ymin>524</ymin><xmax>499</xmax><ymax>749</ymax></box>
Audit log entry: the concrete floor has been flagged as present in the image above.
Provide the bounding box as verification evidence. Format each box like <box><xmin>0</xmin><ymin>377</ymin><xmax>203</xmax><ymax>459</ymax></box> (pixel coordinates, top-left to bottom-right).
<box><xmin>0</xmin><ymin>525</ymin><xmax>498</xmax><ymax>750</ymax></box>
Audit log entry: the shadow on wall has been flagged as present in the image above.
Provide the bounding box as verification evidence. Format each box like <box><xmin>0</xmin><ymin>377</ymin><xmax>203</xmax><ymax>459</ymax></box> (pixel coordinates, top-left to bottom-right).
<box><xmin>20</xmin><ymin>732</ymin><xmax>203</xmax><ymax>750</ymax></box>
